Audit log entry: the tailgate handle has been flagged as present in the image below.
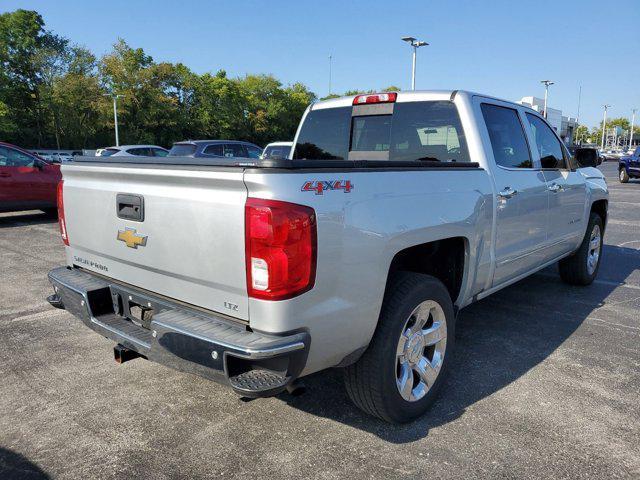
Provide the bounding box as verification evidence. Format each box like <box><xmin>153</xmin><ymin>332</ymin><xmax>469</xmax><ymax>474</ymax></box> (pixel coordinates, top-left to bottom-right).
<box><xmin>116</xmin><ymin>193</ymin><xmax>144</xmax><ymax>222</ymax></box>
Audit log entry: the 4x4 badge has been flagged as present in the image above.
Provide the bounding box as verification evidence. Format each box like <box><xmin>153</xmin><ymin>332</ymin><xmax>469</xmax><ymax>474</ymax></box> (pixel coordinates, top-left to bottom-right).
<box><xmin>117</xmin><ymin>228</ymin><xmax>148</xmax><ymax>249</ymax></box>
<box><xmin>302</xmin><ymin>180</ymin><xmax>353</xmax><ymax>195</ymax></box>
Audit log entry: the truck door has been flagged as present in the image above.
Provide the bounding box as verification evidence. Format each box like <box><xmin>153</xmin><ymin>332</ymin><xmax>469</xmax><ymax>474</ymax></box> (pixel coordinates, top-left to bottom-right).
<box><xmin>0</xmin><ymin>146</ymin><xmax>49</xmax><ymax>209</ymax></box>
<box><xmin>631</xmin><ymin>147</ymin><xmax>640</xmax><ymax>173</ymax></box>
<box><xmin>525</xmin><ymin>113</ymin><xmax>586</xmax><ymax>258</ymax></box>
<box><xmin>479</xmin><ymin>102</ymin><xmax>549</xmax><ymax>286</ymax></box>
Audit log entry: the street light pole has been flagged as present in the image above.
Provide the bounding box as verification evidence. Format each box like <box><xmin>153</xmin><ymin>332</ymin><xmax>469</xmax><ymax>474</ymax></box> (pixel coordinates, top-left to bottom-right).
<box><xmin>401</xmin><ymin>37</ymin><xmax>429</xmax><ymax>90</ymax></box>
<box><xmin>540</xmin><ymin>80</ymin><xmax>554</xmax><ymax>119</ymax></box>
<box><xmin>601</xmin><ymin>104</ymin><xmax>610</xmax><ymax>150</ymax></box>
<box><xmin>104</xmin><ymin>93</ymin><xmax>123</xmax><ymax>146</ymax></box>
<box><xmin>328</xmin><ymin>55</ymin><xmax>332</xmax><ymax>96</ymax></box>
<box><xmin>629</xmin><ymin>108</ymin><xmax>636</xmax><ymax>150</ymax></box>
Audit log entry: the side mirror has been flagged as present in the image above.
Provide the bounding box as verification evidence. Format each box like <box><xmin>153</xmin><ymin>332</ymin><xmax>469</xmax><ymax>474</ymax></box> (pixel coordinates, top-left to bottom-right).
<box><xmin>575</xmin><ymin>148</ymin><xmax>598</xmax><ymax>168</ymax></box>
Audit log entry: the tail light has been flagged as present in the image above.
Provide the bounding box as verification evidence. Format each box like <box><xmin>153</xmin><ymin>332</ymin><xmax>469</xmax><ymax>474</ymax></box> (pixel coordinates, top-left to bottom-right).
<box><xmin>57</xmin><ymin>180</ymin><xmax>69</xmax><ymax>246</ymax></box>
<box><xmin>245</xmin><ymin>198</ymin><xmax>317</xmax><ymax>300</ymax></box>
<box><xmin>353</xmin><ymin>92</ymin><xmax>397</xmax><ymax>105</ymax></box>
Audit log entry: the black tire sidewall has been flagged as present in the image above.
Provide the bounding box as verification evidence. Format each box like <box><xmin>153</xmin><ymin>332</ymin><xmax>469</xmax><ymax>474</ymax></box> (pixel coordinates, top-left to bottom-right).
<box><xmin>377</xmin><ymin>275</ymin><xmax>455</xmax><ymax>423</ymax></box>
<box><xmin>577</xmin><ymin>214</ymin><xmax>604</xmax><ymax>283</ymax></box>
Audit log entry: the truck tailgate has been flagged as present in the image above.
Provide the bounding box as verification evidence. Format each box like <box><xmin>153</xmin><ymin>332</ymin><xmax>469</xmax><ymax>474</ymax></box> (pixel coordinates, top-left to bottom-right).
<box><xmin>61</xmin><ymin>164</ymin><xmax>249</xmax><ymax>320</ymax></box>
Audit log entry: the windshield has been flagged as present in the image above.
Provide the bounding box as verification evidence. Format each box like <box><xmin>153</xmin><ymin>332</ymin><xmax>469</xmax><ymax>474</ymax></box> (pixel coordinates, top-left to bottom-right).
<box><xmin>293</xmin><ymin>101</ymin><xmax>470</xmax><ymax>163</ymax></box>
<box><xmin>168</xmin><ymin>144</ymin><xmax>197</xmax><ymax>156</ymax></box>
<box><xmin>263</xmin><ymin>145</ymin><xmax>292</xmax><ymax>159</ymax></box>
<box><xmin>100</xmin><ymin>148</ymin><xmax>119</xmax><ymax>157</ymax></box>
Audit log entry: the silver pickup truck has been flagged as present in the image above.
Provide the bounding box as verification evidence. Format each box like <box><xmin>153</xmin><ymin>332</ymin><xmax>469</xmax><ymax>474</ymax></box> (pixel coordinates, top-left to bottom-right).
<box><xmin>47</xmin><ymin>90</ymin><xmax>608</xmax><ymax>423</ymax></box>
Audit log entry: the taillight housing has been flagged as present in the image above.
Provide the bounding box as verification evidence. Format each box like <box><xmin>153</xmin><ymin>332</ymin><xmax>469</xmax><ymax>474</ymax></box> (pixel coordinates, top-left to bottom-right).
<box><xmin>353</xmin><ymin>92</ymin><xmax>397</xmax><ymax>105</ymax></box>
<box><xmin>57</xmin><ymin>180</ymin><xmax>69</xmax><ymax>245</ymax></box>
<box><xmin>245</xmin><ymin>198</ymin><xmax>317</xmax><ymax>300</ymax></box>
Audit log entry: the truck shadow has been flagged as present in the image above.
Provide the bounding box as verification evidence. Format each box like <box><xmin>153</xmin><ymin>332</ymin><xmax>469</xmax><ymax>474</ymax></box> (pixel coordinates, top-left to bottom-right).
<box><xmin>280</xmin><ymin>244</ymin><xmax>639</xmax><ymax>442</ymax></box>
<box><xmin>0</xmin><ymin>447</ymin><xmax>50</xmax><ymax>479</ymax></box>
<box><xmin>0</xmin><ymin>211</ymin><xmax>57</xmax><ymax>228</ymax></box>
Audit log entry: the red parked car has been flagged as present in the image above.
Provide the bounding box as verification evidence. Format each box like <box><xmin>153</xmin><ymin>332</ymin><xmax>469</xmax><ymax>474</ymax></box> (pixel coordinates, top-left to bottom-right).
<box><xmin>0</xmin><ymin>142</ymin><xmax>61</xmax><ymax>215</ymax></box>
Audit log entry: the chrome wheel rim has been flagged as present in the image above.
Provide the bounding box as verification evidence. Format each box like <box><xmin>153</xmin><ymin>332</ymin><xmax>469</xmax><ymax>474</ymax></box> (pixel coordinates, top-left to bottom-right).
<box><xmin>620</xmin><ymin>170</ymin><xmax>625</xmax><ymax>181</ymax></box>
<box><xmin>587</xmin><ymin>224</ymin><xmax>601</xmax><ymax>275</ymax></box>
<box><xmin>395</xmin><ymin>300</ymin><xmax>447</xmax><ymax>402</ymax></box>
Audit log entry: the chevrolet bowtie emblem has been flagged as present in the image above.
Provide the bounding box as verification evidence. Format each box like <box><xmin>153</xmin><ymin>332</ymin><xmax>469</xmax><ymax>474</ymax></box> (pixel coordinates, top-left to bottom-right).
<box><xmin>117</xmin><ymin>228</ymin><xmax>148</xmax><ymax>249</ymax></box>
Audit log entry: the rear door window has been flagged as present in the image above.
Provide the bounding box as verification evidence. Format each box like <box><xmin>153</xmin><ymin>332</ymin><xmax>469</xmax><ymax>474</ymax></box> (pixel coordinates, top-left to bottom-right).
<box><xmin>223</xmin><ymin>144</ymin><xmax>246</xmax><ymax>158</ymax></box>
<box><xmin>481</xmin><ymin>104</ymin><xmax>532</xmax><ymax>169</ymax></box>
<box><xmin>203</xmin><ymin>144</ymin><xmax>223</xmax><ymax>156</ymax></box>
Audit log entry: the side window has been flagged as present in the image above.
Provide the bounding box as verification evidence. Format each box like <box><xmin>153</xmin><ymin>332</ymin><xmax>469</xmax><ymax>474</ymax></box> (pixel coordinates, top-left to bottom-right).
<box><xmin>203</xmin><ymin>144</ymin><xmax>223</xmax><ymax>156</ymax></box>
<box><xmin>222</xmin><ymin>144</ymin><xmax>245</xmax><ymax>157</ymax></box>
<box><xmin>128</xmin><ymin>148</ymin><xmax>151</xmax><ymax>156</ymax></box>
<box><xmin>0</xmin><ymin>147</ymin><xmax>36</xmax><ymax>167</ymax></box>
<box><xmin>526</xmin><ymin>114</ymin><xmax>567</xmax><ymax>169</ymax></box>
<box><xmin>153</xmin><ymin>148</ymin><xmax>168</xmax><ymax>157</ymax></box>
<box><xmin>480</xmin><ymin>104</ymin><xmax>532</xmax><ymax>168</ymax></box>
<box><xmin>246</xmin><ymin>145</ymin><xmax>262</xmax><ymax>159</ymax></box>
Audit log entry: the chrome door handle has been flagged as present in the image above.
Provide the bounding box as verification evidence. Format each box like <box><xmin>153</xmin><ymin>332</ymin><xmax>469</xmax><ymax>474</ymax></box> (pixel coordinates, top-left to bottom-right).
<box><xmin>498</xmin><ymin>187</ymin><xmax>518</xmax><ymax>199</ymax></box>
<box><xmin>548</xmin><ymin>183</ymin><xmax>563</xmax><ymax>193</ymax></box>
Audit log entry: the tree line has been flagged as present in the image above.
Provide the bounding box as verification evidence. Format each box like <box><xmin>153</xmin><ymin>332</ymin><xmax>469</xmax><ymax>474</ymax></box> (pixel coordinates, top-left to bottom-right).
<box><xmin>0</xmin><ymin>9</ymin><xmax>318</xmax><ymax>150</ymax></box>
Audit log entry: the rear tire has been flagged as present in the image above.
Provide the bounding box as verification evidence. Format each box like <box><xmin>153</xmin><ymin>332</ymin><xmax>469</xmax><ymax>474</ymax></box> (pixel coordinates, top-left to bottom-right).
<box><xmin>558</xmin><ymin>212</ymin><xmax>603</xmax><ymax>286</ymax></box>
<box><xmin>619</xmin><ymin>168</ymin><xmax>629</xmax><ymax>183</ymax></box>
<box><xmin>344</xmin><ymin>272</ymin><xmax>455</xmax><ymax>423</ymax></box>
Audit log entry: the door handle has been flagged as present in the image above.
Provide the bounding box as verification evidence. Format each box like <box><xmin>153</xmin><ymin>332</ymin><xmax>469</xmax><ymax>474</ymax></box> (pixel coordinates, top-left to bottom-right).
<box><xmin>498</xmin><ymin>187</ymin><xmax>518</xmax><ymax>199</ymax></box>
<box><xmin>548</xmin><ymin>183</ymin><xmax>563</xmax><ymax>193</ymax></box>
<box><xmin>0</xmin><ymin>172</ymin><xmax>10</xmax><ymax>178</ymax></box>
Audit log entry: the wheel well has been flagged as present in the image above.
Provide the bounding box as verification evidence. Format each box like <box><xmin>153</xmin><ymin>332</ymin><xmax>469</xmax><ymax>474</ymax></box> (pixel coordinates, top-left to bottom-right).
<box><xmin>387</xmin><ymin>237</ymin><xmax>466</xmax><ymax>304</ymax></box>
<box><xmin>591</xmin><ymin>200</ymin><xmax>608</xmax><ymax>229</ymax></box>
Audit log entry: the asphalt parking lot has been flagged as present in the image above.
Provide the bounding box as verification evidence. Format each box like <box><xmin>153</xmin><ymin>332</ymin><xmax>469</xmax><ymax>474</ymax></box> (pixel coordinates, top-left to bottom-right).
<box><xmin>1</xmin><ymin>161</ymin><xmax>638</xmax><ymax>479</ymax></box>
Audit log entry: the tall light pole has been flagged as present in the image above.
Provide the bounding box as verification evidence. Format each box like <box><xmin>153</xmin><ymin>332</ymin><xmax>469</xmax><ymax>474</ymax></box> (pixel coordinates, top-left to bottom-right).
<box><xmin>601</xmin><ymin>104</ymin><xmax>610</xmax><ymax>150</ymax></box>
<box><xmin>629</xmin><ymin>108</ymin><xmax>636</xmax><ymax>150</ymax></box>
<box><xmin>328</xmin><ymin>55</ymin><xmax>332</xmax><ymax>96</ymax></box>
<box><xmin>104</xmin><ymin>93</ymin><xmax>123</xmax><ymax>146</ymax></box>
<box><xmin>401</xmin><ymin>37</ymin><xmax>428</xmax><ymax>90</ymax></box>
<box><xmin>540</xmin><ymin>80</ymin><xmax>554</xmax><ymax>119</ymax></box>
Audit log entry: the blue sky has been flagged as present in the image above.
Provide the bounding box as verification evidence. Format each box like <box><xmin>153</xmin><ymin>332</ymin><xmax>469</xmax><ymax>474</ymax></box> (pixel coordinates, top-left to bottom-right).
<box><xmin>3</xmin><ymin>0</ymin><xmax>639</xmax><ymax>127</ymax></box>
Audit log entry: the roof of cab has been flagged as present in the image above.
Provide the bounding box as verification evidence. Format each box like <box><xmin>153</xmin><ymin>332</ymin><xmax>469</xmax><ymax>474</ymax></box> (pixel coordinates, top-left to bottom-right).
<box><xmin>309</xmin><ymin>89</ymin><xmax>527</xmax><ymax>111</ymax></box>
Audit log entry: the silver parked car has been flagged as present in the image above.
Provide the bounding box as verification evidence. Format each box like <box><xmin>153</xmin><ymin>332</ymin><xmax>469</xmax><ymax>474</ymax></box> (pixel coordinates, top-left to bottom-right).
<box><xmin>97</xmin><ymin>145</ymin><xmax>169</xmax><ymax>157</ymax></box>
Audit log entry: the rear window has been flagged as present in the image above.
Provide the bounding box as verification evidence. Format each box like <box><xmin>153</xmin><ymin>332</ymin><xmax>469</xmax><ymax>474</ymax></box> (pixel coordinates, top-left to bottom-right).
<box><xmin>293</xmin><ymin>101</ymin><xmax>470</xmax><ymax>163</ymax></box>
<box><xmin>100</xmin><ymin>148</ymin><xmax>119</xmax><ymax>157</ymax></box>
<box><xmin>168</xmin><ymin>144</ymin><xmax>197</xmax><ymax>156</ymax></box>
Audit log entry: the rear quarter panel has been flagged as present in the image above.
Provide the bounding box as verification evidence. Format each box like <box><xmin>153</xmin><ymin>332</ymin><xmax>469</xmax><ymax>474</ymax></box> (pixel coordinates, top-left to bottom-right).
<box><xmin>244</xmin><ymin>168</ymin><xmax>493</xmax><ymax>375</ymax></box>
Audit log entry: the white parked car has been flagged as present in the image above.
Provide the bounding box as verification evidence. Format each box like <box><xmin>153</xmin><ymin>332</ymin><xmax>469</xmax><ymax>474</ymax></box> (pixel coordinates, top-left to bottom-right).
<box><xmin>97</xmin><ymin>145</ymin><xmax>169</xmax><ymax>157</ymax></box>
<box><xmin>261</xmin><ymin>141</ymin><xmax>293</xmax><ymax>160</ymax></box>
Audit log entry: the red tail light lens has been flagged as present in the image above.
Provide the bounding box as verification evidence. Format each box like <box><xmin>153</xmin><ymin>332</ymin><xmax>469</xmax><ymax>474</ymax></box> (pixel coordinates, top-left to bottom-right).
<box><xmin>57</xmin><ymin>180</ymin><xmax>69</xmax><ymax>246</ymax></box>
<box><xmin>245</xmin><ymin>198</ymin><xmax>317</xmax><ymax>300</ymax></box>
<box><xmin>353</xmin><ymin>92</ymin><xmax>397</xmax><ymax>105</ymax></box>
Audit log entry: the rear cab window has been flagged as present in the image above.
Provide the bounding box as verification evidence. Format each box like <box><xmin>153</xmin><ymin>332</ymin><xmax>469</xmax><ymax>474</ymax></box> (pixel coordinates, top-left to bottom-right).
<box><xmin>480</xmin><ymin>104</ymin><xmax>533</xmax><ymax>169</ymax></box>
<box><xmin>293</xmin><ymin>100</ymin><xmax>470</xmax><ymax>163</ymax></box>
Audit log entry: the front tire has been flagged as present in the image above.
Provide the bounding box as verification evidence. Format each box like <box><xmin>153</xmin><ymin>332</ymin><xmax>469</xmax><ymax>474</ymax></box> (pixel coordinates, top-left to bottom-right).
<box><xmin>558</xmin><ymin>212</ymin><xmax>603</xmax><ymax>285</ymax></box>
<box><xmin>344</xmin><ymin>273</ymin><xmax>455</xmax><ymax>423</ymax></box>
<box><xmin>619</xmin><ymin>168</ymin><xmax>629</xmax><ymax>183</ymax></box>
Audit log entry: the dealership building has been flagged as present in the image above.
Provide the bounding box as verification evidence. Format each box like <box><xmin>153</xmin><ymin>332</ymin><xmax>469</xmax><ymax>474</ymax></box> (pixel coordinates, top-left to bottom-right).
<box><xmin>519</xmin><ymin>96</ymin><xmax>578</xmax><ymax>145</ymax></box>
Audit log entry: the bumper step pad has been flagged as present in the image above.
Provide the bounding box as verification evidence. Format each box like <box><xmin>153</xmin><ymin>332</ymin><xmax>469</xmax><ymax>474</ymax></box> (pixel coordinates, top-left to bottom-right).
<box><xmin>229</xmin><ymin>370</ymin><xmax>290</xmax><ymax>397</ymax></box>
